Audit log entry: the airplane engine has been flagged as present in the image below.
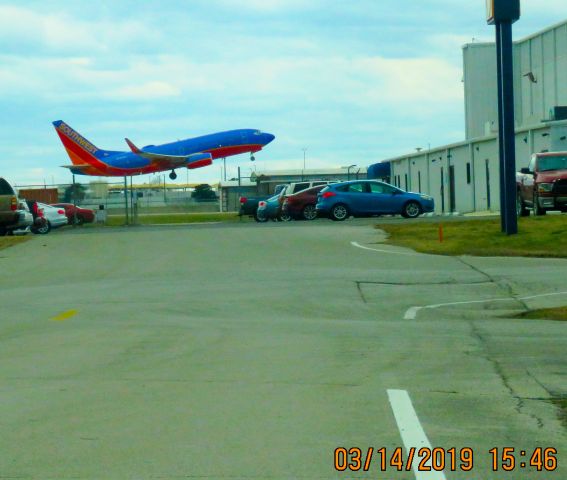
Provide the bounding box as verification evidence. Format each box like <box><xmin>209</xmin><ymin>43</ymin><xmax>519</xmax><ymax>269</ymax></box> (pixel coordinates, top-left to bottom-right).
<box><xmin>186</xmin><ymin>152</ymin><xmax>213</xmax><ymax>169</ymax></box>
<box><xmin>187</xmin><ymin>158</ymin><xmax>213</xmax><ymax>169</ymax></box>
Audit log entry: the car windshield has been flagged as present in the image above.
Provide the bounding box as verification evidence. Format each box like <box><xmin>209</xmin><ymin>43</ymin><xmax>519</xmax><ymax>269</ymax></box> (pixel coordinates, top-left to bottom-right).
<box><xmin>539</xmin><ymin>155</ymin><xmax>567</xmax><ymax>172</ymax></box>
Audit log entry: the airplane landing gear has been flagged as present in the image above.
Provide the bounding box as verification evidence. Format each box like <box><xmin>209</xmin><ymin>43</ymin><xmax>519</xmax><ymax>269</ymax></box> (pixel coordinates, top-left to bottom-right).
<box><xmin>250</xmin><ymin>154</ymin><xmax>256</xmax><ymax>162</ymax></box>
<box><xmin>169</xmin><ymin>170</ymin><xmax>177</xmax><ymax>180</ymax></box>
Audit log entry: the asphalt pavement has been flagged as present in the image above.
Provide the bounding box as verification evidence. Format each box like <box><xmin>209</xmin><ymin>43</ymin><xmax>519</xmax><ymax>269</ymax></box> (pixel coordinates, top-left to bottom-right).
<box><xmin>0</xmin><ymin>218</ymin><xmax>565</xmax><ymax>479</ymax></box>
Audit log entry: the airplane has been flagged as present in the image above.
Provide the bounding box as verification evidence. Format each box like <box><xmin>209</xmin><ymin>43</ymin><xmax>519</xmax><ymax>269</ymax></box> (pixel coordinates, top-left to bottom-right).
<box><xmin>52</xmin><ymin>120</ymin><xmax>275</xmax><ymax>180</ymax></box>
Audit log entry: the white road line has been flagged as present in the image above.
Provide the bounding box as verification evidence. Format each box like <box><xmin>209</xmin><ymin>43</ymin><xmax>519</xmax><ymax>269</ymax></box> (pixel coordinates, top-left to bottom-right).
<box><xmin>351</xmin><ymin>241</ymin><xmax>418</xmax><ymax>256</ymax></box>
<box><xmin>387</xmin><ymin>389</ymin><xmax>447</xmax><ymax>480</ymax></box>
<box><xmin>404</xmin><ymin>291</ymin><xmax>567</xmax><ymax>320</ymax></box>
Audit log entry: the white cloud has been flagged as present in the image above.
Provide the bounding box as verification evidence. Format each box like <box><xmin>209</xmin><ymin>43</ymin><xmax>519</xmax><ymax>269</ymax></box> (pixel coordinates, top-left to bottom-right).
<box><xmin>215</xmin><ymin>0</ymin><xmax>317</xmax><ymax>12</ymax></box>
<box><xmin>113</xmin><ymin>81</ymin><xmax>181</xmax><ymax>100</ymax></box>
<box><xmin>0</xmin><ymin>5</ymin><xmax>158</xmax><ymax>54</ymax></box>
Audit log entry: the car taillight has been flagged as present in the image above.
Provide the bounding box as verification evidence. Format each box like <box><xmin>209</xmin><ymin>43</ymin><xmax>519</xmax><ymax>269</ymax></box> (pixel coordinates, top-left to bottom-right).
<box><xmin>239</xmin><ymin>197</ymin><xmax>247</xmax><ymax>204</ymax></box>
<box><xmin>322</xmin><ymin>191</ymin><xmax>336</xmax><ymax>198</ymax></box>
<box><xmin>10</xmin><ymin>196</ymin><xmax>17</xmax><ymax>211</ymax></box>
<box><xmin>258</xmin><ymin>201</ymin><xmax>266</xmax><ymax>207</ymax></box>
<box><xmin>58</xmin><ymin>209</ymin><xmax>65</xmax><ymax>215</ymax></box>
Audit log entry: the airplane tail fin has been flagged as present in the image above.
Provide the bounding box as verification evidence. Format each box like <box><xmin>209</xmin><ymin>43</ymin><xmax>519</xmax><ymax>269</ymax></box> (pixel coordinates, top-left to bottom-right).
<box><xmin>52</xmin><ymin>120</ymin><xmax>115</xmax><ymax>165</ymax></box>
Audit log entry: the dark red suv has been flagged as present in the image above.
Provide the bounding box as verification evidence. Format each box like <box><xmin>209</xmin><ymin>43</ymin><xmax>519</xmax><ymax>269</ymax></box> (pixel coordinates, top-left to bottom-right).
<box><xmin>281</xmin><ymin>185</ymin><xmax>326</xmax><ymax>220</ymax></box>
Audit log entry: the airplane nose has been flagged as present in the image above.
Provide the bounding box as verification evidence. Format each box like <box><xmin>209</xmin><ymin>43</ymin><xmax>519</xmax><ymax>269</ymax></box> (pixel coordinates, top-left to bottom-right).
<box><xmin>264</xmin><ymin>133</ymin><xmax>275</xmax><ymax>145</ymax></box>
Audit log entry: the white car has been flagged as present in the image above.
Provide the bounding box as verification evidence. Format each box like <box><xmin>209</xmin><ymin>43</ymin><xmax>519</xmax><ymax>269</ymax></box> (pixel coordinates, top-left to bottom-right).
<box><xmin>34</xmin><ymin>202</ymin><xmax>68</xmax><ymax>234</ymax></box>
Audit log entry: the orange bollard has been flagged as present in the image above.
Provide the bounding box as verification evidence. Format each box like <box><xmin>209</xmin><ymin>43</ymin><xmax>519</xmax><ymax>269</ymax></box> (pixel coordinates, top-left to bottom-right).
<box><xmin>438</xmin><ymin>224</ymin><xmax>443</xmax><ymax>243</ymax></box>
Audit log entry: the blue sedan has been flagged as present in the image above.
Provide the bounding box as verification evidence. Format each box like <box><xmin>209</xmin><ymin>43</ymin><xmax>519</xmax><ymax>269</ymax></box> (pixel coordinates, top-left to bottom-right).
<box><xmin>316</xmin><ymin>180</ymin><xmax>434</xmax><ymax>221</ymax></box>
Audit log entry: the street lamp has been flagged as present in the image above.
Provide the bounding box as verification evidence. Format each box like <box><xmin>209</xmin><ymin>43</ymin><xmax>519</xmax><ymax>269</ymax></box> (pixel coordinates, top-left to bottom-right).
<box><xmin>301</xmin><ymin>147</ymin><xmax>308</xmax><ymax>180</ymax></box>
<box><xmin>342</xmin><ymin>164</ymin><xmax>356</xmax><ymax>181</ymax></box>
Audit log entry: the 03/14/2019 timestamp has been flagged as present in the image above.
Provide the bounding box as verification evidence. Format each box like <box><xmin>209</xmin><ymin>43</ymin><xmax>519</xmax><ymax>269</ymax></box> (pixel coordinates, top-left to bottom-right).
<box><xmin>334</xmin><ymin>447</ymin><xmax>558</xmax><ymax>473</ymax></box>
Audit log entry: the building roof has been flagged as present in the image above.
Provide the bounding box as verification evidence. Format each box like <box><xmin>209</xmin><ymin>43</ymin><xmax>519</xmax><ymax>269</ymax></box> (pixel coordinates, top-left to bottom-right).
<box><xmin>250</xmin><ymin>167</ymin><xmax>366</xmax><ymax>180</ymax></box>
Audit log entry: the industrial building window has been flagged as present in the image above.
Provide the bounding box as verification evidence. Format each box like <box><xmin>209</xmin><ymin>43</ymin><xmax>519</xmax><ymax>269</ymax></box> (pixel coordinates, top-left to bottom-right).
<box><xmin>418</xmin><ymin>171</ymin><xmax>422</xmax><ymax>192</ymax></box>
<box><xmin>404</xmin><ymin>174</ymin><xmax>408</xmax><ymax>190</ymax></box>
<box><xmin>466</xmin><ymin>163</ymin><xmax>471</xmax><ymax>184</ymax></box>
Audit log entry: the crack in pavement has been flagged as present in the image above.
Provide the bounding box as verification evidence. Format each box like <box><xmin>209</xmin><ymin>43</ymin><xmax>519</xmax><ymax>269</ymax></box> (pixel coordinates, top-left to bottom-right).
<box><xmin>454</xmin><ymin>257</ymin><xmax>547</xmax><ymax>428</ymax></box>
<box><xmin>468</xmin><ymin>319</ymin><xmax>545</xmax><ymax>429</ymax></box>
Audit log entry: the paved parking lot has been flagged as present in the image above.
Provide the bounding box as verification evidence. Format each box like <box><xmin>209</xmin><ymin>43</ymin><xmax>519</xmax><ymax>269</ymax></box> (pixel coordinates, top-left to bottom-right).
<box><xmin>0</xmin><ymin>219</ymin><xmax>565</xmax><ymax>479</ymax></box>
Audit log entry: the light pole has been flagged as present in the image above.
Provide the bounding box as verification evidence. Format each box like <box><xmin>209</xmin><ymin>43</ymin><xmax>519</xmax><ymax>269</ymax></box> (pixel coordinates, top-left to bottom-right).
<box><xmin>342</xmin><ymin>164</ymin><xmax>356</xmax><ymax>181</ymax></box>
<box><xmin>487</xmin><ymin>0</ymin><xmax>520</xmax><ymax>235</ymax></box>
<box><xmin>301</xmin><ymin>147</ymin><xmax>308</xmax><ymax>180</ymax></box>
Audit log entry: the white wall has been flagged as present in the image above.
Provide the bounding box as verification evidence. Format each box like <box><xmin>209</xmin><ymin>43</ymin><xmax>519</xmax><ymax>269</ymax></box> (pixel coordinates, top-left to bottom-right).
<box><xmin>388</xmin><ymin>123</ymin><xmax>560</xmax><ymax>214</ymax></box>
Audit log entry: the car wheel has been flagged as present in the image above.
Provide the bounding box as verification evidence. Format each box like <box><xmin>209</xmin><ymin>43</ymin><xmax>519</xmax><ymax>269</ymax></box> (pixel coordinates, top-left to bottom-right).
<box><xmin>533</xmin><ymin>194</ymin><xmax>546</xmax><ymax>216</ymax></box>
<box><xmin>278</xmin><ymin>212</ymin><xmax>293</xmax><ymax>222</ymax></box>
<box><xmin>254</xmin><ymin>211</ymin><xmax>269</xmax><ymax>223</ymax></box>
<box><xmin>74</xmin><ymin>216</ymin><xmax>84</xmax><ymax>225</ymax></box>
<box><xmin>401</xmin><ymin>201</ymin><xmax>422</xmax><ymax>219</ymax></box>
<box><xmin>302</xmin><ymin>204</ymin><xmax>318</xmax><ymax>221</ymax></box>
<box><xmin>516</xmin><ymin>191</ymin><xmax>529</xmax><ymax>217</ymax></box>
<box><xmin>34</xmin><ymin>220</ymin><xmax>51</xmax><ymax>234</ymax></box>
<box><xmin>330</xmin><ymin>203</ymin><xmax>349</xmax><ymax>221</ymax></box>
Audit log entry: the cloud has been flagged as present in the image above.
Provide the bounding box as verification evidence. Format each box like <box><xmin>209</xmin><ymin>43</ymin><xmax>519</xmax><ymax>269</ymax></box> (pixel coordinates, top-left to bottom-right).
<box><xmin>214</xmin><ymin>0</ymin><xmax>318</xmax><ymax>13</ymax></box>
<box><xmin>0</xmin><ymin>5</ymin><xmax>159</xmax><ymax>54</ymax></box>
<box><xmin>113</xmin><ymin>81</ymin><xmax>181</xmax><ymax>100</ymax></box>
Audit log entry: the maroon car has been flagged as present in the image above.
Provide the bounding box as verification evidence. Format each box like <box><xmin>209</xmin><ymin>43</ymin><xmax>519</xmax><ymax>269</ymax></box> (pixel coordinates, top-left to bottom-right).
<box><xmin>281</xmin><ymin>185</ymin><xmax>326</xmax><ymax>220</ymax></box>
<box><xmin>51</xmin><ymin>203</ymin><xmax>95</xmax><ymax>225</ymax></box>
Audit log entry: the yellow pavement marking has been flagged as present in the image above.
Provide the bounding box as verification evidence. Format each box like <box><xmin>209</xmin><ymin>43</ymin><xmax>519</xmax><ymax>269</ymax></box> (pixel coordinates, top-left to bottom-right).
<box><xmin>51</xmin><ymin>309</ymin><xmax>78</xmax><ymax>322</ymax></box>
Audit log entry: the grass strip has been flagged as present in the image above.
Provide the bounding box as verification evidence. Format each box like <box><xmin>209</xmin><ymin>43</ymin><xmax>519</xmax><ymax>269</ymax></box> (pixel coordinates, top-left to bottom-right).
<box><xmin>376</xmin><ymin>216</ymin><xmax>567</xmax><ymax>258</ymax></box>
<box><xmin>551</xmin><ymin>397</ymin><xmax>567</xmax><ymax>429</ymax></box>
<box><xmin>0</xmin><ymin>236</ymin><xmax>31</xmax><ymax>251</ymax></box>
<box><xmin>104</xmin><ymin>212</ymin><xmax>246</xmax><ymax>226</ymax></box>
<box><xmin>518</xmin><ymin>306</ymin><xmax>567</xmax><ymax>321</ymax></box>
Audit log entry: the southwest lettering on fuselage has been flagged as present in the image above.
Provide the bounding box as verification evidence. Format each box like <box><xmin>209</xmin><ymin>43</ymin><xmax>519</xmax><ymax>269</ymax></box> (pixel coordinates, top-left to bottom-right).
<box><xmin>52</xmin><ymin>120</ymin><xmax>276</xmax><ymax>179</ymax></box>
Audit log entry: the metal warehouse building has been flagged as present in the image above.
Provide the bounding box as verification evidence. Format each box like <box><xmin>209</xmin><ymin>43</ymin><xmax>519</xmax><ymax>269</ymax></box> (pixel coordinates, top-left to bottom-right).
<box><xmin>383</xmin><ymin>20</ymin><xmax>567</xmax><ymax>214</ymax></box>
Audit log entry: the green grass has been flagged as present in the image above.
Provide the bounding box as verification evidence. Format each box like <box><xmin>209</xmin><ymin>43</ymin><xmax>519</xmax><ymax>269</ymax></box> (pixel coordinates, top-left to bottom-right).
<box><xmin>519</xmin><ymin>306</ymin><xmax>567</xmax><ymax>321</ymax></box>
<box><xmin>0</xmin><ymin>236</ymin><xmax>31</xmax><ymax>251</ymax></box>
<box><xmin>104</xmin><ymin>212</ymin><xmax>247</xmax><ymax>226</ymax></box>
<box><xmin>376</xmin><ymin>216</ymin><xmax>567</xmax><ymax>258</ymax></box>
<box><xmin>551</xmin><ymin>397</ymin><xmax>567</xmax><ymax>429</ymax></box>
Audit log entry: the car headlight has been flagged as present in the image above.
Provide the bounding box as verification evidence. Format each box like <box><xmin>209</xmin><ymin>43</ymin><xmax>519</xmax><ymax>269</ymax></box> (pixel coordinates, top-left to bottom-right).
<box><xmin>537</xmin><ymin>183</ymin><xmax>553</xmax><ymax>193</ymax></box>
<box><xmin>420</xmin><ymin>194</ymin><xmax>432</xmax><ymax>200</ymax></box>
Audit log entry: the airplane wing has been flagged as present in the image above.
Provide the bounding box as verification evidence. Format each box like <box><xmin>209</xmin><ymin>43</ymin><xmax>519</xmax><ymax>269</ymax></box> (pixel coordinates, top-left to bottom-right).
<box><xmin>60</xmin><ymin>164</ymin><xmax>93</xmax><ymax>172</ymax></box>
<box><xmin>125</xmin><ymin>138</ymin><xmax>212</xmax><ymax>169</ymax></box>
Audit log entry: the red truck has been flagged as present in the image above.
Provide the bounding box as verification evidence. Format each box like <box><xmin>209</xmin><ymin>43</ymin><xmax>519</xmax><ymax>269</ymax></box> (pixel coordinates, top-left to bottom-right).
<box><xmin>516</xmin><ymin>152</ymin><xmax>567</xmax><ymax>216</ymax></box>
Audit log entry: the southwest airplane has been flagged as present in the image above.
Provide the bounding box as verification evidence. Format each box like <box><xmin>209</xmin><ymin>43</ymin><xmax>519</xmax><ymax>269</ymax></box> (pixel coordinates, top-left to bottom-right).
<box><xmin>52</xmin><ymin>120</ymin><xmax>275</xmax><ymax>179</ymax></box>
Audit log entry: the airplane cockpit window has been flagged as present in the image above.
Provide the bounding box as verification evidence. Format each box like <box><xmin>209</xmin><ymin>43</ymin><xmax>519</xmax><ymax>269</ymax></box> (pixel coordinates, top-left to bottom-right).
<box><xmin>254</xmin><ymin>130</ymin><xmax>263</xmax><ymax>135</ymax></box>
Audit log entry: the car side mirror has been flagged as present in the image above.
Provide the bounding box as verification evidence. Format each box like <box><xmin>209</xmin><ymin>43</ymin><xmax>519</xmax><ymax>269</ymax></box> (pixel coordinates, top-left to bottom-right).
<box><xmin>520</xmin><ymin>167</ymin><xmax>531</xmax><ymax>174</ymax></box>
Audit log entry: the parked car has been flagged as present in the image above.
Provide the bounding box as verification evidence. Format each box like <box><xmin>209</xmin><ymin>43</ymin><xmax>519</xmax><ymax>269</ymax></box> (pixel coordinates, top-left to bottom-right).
<box><xmin>316</xmin><ymin>180</ymin><xmax>434</xmax><ymax>221</ymax></box>
<box><xmin>282</xmin><ymin>185</ymin><xmax>327</xmax><ymax>220</ymax></box>
<box><xmin>51</xmin><ymin>203</ymin><xmax>95</xmax><ymax>225</ymax></box>
<box><xmin>32</xmin><ymin>203</ymin><xmax>68</xmax><ymax>234</ymax></box>
<box><xmin>256</xmin><ymin>194</ymin><xmax>292</xmax><ymax>222</ymax></box>
<box><xmin>279</xmin><ymin>180</ymin><xmax>338</xmax><ymax>197</ymax></box>
<box><xmin>0</xmin><ymin>177</ymin><xmax>34</xmax><ymax>236</ymax></box>
<box><xmin>516</xmin><ymin>152</ymin><xmax>567</xmax><ymax>216</ymax></box>
<box><xmin>239</xmin><ymin>184</ymin><xmax>288</xmax><ymax>222</ymax></box>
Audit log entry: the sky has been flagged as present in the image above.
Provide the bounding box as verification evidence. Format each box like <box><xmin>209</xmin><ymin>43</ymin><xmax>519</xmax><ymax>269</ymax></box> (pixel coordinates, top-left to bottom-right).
<box><xmin>0</xmin><ymin>0</ymin><xmax>565</xmax><ymax>186</ymax></box>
